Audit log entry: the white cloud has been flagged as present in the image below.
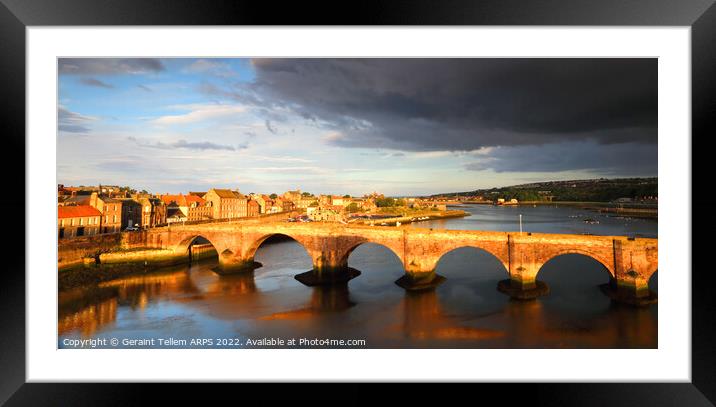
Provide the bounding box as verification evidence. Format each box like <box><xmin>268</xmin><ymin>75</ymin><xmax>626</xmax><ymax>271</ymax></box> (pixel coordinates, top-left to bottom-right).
<box><xmin>152</xmin><ymin>104</ymin><xmax>246</xmax><ymax>125</ymax></box>
<box><xmin>183</xmin><ymin>59</ymin><xmax>238</xmax><ymax>78</ymax></box>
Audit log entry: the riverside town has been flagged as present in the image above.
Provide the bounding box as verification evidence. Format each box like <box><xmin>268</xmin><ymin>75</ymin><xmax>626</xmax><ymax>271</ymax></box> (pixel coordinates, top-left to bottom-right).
<box><xmin>57</xmin><ymin>58</ymin><xmax>658</xmax><ymax>349</ymax></box>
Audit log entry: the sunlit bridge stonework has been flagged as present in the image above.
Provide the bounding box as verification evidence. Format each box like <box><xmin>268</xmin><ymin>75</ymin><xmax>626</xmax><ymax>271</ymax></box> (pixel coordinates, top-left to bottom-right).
<box><xmin>118</xmin><ymin>220</ymin><xmax>658</xmax><ymax>305</ymax></box>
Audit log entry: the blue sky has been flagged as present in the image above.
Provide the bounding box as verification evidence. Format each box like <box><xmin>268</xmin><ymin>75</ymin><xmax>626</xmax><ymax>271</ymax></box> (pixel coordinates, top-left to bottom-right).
<box><xmin>57</xmin><ymin>58</ymin><xmax>657</xmax><ymax>196</ymax></box>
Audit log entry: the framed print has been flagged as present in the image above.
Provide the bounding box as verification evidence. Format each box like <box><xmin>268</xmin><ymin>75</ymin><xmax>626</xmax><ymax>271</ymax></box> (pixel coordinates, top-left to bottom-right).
<box><xmin>2</xmin><ymin>0</ymin><xmax>714</xmax><ymax>404</ymax></box>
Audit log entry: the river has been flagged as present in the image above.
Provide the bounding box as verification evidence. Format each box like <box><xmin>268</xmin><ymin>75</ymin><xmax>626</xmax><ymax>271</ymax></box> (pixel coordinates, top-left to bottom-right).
<box><xmin>58</xmin><ymin>204</ymin><xmax>658</xmax><ymax>349</ymax></box>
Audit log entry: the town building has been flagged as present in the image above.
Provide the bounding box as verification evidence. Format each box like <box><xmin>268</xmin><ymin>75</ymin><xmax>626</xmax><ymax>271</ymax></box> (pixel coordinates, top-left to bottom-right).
<box><xmin>254</xmin><ymin>194</ymin><xmax>268</xmax><ymax>214</ymax></box>
<box><xmin>89</xmin><ymin>192</ymin><xmax>124</xmax><ymax>233</ymax></box>
<box><xmin>159</xmin><ymin>193</ymin><xmax>212</xmax><ymax>222</ymax></box>
<box><xmin>166</xmin><ymin>206</ymin><xmax>188</xmax><ymax>224</ymax></box>
<box><xmin>295</xmin><ymin>196</ymin><xmax>317</xmax><ymax>209</ymax></box>
<box><xmin>247</xmin><ymin>199</ymin><xmax>260</xmax><ymax>217</ymax></box>
<box><xmin>137</xmin><ymin>196</ymin><xmax>167</xmax><ymax>228</ymax></box>
<box><xmin>119</xmin><ymin>198</ymin><xmax>142</xmax><ymax>229</ymax></box>
<box><xmin>58</xmin><ymin>205</ymin><xmax>102</xmax><ymax>238</ymax></box>
<box><xmin>277</xmin><ymin>197</ymin><xmax>295</xmax><ymax>212</ymax></box>
<box><xmin>307</xmin><ymin>207</ymin><xmax>343</xmax><ymax>222</ymax></box>
<box><xmin>282</xmin><ymin>189</ymin><xmax>302</xmax><ymax>203</ymax></box>
<box><xmin>203</xmin><ymin>188</ymin><xmax>248</xmax><ymax>219</ymax></box>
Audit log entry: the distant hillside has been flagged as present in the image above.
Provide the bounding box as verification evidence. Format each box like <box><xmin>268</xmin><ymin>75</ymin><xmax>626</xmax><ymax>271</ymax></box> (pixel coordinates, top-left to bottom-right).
<box><xmin>429</xmin><ymin>177</ymin><xmax>657</xmax><ymax>202</ymax></box>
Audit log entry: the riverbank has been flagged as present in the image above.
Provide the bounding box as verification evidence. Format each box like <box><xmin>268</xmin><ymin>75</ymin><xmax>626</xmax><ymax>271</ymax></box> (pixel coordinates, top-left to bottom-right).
<box><xmin>58</xmin><ymin>247</ymin><xmax>202</xmax><ymax>291</ymax></box>
<box><xmin>352</xmin><ymin>209</ymin><xmax>469</xmax><ymax>226</ymax></box>
<box><xmin>59</xmin><ymin>261</ymin><xmax>172</xmax><ymax>291</ymax></box>
<box><xmin>452</xmin><ymin>201</ymin><xmax>657</xmax><ymax>219</ymax></box>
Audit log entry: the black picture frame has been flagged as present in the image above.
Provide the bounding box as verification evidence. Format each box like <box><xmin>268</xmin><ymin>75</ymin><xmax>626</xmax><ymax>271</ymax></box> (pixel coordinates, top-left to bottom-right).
<box><xmin>1</xmin><ymin>0</ymin><xmax>713</xmax><ymax>404</ymax></box>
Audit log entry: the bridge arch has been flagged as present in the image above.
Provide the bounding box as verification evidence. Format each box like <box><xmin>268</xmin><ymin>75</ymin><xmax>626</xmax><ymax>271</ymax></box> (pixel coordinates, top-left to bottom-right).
<box><xmin>244</xmin><ymin>232</ymin><xmax>314</xmax><ymax>262</ymax></box>
<box><xmin>535</xmin><ymin>252</ymin><xmax>615</xmax><ymax>290</ymax></box>
<box><xmin>339</xmin><ymin>239</ymin><xmax>404</xmax><ymax>270</ymax></box>
<box><xmin>174</xmin><ymin>234</ymin><xmax>220</xmax><ymax>256</ymax></box>
<box><xmin>434</xmin><ymin>246</ymin><xmax>510</xmax><ymax>277</ymax></box>
<box><xmin>536</xmin><ymin>248</ymin><xmax>615</xmax><ymax>279</ymax></box>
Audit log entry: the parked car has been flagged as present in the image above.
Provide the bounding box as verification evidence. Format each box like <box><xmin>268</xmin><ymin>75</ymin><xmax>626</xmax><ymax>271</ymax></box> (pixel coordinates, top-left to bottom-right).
<box><xmin>125</xmin><ymin>225</ymin><xmax>139</xmax><ymax>231</ymax></box>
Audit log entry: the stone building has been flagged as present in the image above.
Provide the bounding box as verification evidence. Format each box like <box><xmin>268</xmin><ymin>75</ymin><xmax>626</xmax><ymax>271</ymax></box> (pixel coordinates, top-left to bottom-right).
<box><xmin>88</xmin><ymin>192</ymin><xmax>123</xmax><ymax>234</ymax></box>
<box><xmin>247</xmin><ymin>199</ymin><xmax>260</xmax><ymax>217</ymax></box>
<box><xmin>119</xmin><ymin>198</ymin><xmax>142</xmax><ymax>229</ymax></box>
<box><xmin>160</xmin><ymin>193</ymin><xmax>212</xmax><ymax>222</ymax></box>
<box><xmin>307</xmin><ymin>207</ymin><xmax>343</xmax><ymax>222</ymax></box>
<box><xmin>137</xmin><ymin>196</ymin><xmax>166</xmax><ymax>228</ymax></box>
<box><xmin>203</xmin><ymin>188</ymin><xmax>248</xmax><ymax>219</ymax></box>
<box><xmin>249</xmin><ymin>194</ymin><xmax>267</xmax><ymax>214</ymax></box>
<box><xmin>282</xmin><ymin>189</ymin><xmax>302</xmax><ymax>203</ymax></box>
<box><xmin>58</xmin><ymin>205</ymin><xmax>102</xmax><ymax>238</ymax></box>
<box><xmin>166</xmin><ymin>206</ymin><xmax>188</xmax><ymax>224</ymax></box>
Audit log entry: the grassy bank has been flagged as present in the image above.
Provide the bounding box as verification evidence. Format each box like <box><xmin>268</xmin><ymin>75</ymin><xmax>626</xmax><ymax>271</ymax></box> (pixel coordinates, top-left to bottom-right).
<box><xmin>355</xmin><ymin>209</ymin><xmax>469</xmax><ymax>226</ymax></box>
<box><xmin>456</xmin><ymin>201</ymin><xmax>657</xmax><ymax>219</ymax></box>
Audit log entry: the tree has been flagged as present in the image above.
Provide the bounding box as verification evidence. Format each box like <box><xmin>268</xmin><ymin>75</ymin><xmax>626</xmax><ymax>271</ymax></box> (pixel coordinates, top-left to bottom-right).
<box><xmin>376</xmin><ymin>197</ymin><xmax>396</xmax><ymax>207</ymax></box>
<box><xmin>343</xmin><ymin>194</ymin><xmax>351</xmax><ymax>198</ymax></box>
<box><xmin>302</xmin><ymin>192</ymin><xmax>313</xmax><ymax>197</ymax></box>
<box><xmin>346</xmin><ymin>203</ymin><xmax>360</xmax><ymax>213</ymax></box>
<box><xmin>269</xmin><ymin>193</ymin><xmax>278</xmax><ymax>199</ymax></box>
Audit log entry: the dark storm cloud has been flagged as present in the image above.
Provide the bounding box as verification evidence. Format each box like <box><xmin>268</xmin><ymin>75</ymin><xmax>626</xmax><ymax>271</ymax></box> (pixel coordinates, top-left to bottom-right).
<box><xmin>246</xmin><ymin>58</ymin><xmax>657</xmax><ymax>152</ymax></box>
<box><xmin>80</xmin><ymin>77</ymin><xmax>114</xmax><ymax>89</ymax></box>
<box><xmin>465</xmin><ymin>141</ymin><xmax>657</xmax><ymax>175</ymax></box>
<box><xmin>59</xmin><ymin>58</ymin><xmax>165</xmax><ymax>75</ymax></box>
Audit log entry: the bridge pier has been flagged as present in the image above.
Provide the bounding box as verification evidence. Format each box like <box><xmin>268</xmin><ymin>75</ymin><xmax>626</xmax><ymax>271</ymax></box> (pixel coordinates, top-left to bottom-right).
<box><xmin>214</xmin><ymin>250</ymin><xmax>262</xmax><ymax>275</ymax></box>
<box><xmin>600</xmin><ymin>275</ymin><xmax>657</xmax><ymax>306</ymax></box>
<box><xmin>600</xmin><ymin>242</ymin><xmax>658</xmax><ymax>306</ymax></box>
<box><xmin>498</xmin><ymin>255</ymin><xmax>549</xmax><ymax>300</ymax></box>
<box><xmin>395</xmin><ymin>270</ymin><xmax>446</xmax><ymax>291</ymax></box>
<box><xmin>294</xmin><ymin>251</ymin><xmax>361</xmax><ymax>286</ymax></box>
<box><xmin>395</xmin><ymin>256</ymin><xmax>446</xmax><ymax>291</ymax></box>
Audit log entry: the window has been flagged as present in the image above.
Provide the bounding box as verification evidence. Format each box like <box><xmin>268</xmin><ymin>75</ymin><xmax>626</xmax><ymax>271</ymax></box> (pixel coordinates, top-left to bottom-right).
<box><xmin>105</xmin><ymin>215</ymin><xmax>108</xmax><ymax>223</ymax></box>
<box><xmin>70</xmin><ymin>219</ymin><xmax>74</xmax><ymax>226</ymax></box>
<box><xmin>113</xmin><ymin>215</ymin><xmax>117</xmax><ymax>223</ymax></box>
<box><xmin>60</xmin><ymin>219</ymin><xmax>64</xmax><ymax>227</ymax></box>
<box><xmin>79</xmin><ymin>218</ymin><xmax>83</xmax><ymax>226</ymax></box>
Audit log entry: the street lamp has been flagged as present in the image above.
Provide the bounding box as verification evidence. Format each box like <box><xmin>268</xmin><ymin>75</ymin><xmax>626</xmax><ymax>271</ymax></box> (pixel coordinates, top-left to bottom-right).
<box><xmin>519</xmin><ymin>214</ymin><xmax>523</xmax><ymax>235</ymax></box>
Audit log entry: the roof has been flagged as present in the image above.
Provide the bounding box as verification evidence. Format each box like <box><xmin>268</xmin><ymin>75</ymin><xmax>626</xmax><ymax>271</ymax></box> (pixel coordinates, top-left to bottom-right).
<box><xmin>161</xmin><ymin>194</ymin><xmax>207</xmax><ymax>207</ymax></box>
<box><xmin>210</xmin><ymin>189</ymin><xmax>245</xmax><ymax>199</ymax></box>
<box><xmin>98</xmin><ymin>195</ymin><xmax>122</xmax><ymax>203</ymax></box>
<box><xmin>185</xmin><ymin>194</ymin><xmax>206</xmax><ymax>205</ymax></box>
<box><xmin>166</xmin><ymin>207</ymin><xmax>187</xmax><ymax>219</ymax></box>
<box><xmin>117</xmin><ymin>198</ymin><xmax>141</xmax><ymax>207</ymax></box>
<box><xmin>58</xmin><ymin>205</ymin><xmax>102</xmax><ymax>219</ymax></box>
<box><xmin>63</xmin><ymin>195</ymin><xmax>90</xmax><ymax>205</ymax></box>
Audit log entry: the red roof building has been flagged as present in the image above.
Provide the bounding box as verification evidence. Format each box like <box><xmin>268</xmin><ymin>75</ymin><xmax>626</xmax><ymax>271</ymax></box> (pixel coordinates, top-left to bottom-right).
<box><xmin>57</xmin><ymin>205</ymin><xmax>102</xmax><ymax>238</ymax></box>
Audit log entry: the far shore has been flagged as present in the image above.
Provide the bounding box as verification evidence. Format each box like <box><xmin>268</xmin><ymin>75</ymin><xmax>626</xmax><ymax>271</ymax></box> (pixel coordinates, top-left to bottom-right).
<box><xmin>449</xmin><ymin>201</ymin><xmax>657</xmax><ymax>219</ymax></box>
<box><xmin>351</xmin><ymin>209</ymin><xmax>469</xmax><ymax>226</ymax></box>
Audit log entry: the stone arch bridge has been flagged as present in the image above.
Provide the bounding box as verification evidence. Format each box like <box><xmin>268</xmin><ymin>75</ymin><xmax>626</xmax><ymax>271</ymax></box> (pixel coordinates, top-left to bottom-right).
<box><xmin>133</xmin><ymin>221</ymin><xmax>658</xmax><ymax>304</ymax></box>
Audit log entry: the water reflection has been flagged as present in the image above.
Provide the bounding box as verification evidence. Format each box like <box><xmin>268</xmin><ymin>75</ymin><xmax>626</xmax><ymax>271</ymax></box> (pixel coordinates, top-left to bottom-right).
<box><xmin>58</xmin><ymin>204</ymin><xmax>657</xmax><ymax>348</ymax></box>
<box><xmin>259</xmin><ymin>285</ymin><xmax>355</xmax><ymax>320</ymax></box>
<box><xmin>401</xmin><ymin>290</ymin><xmax>505</xmax><ymax>343</ymax></box>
